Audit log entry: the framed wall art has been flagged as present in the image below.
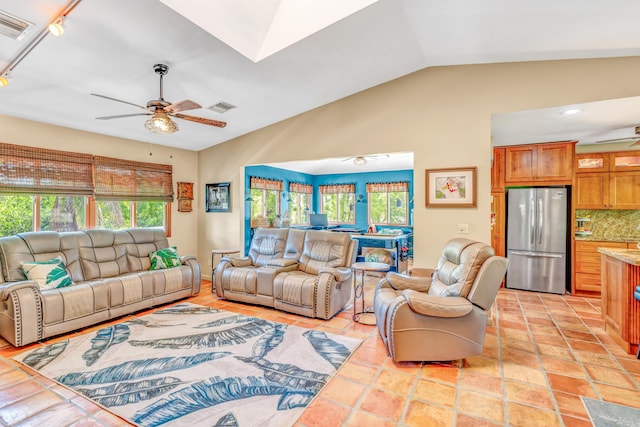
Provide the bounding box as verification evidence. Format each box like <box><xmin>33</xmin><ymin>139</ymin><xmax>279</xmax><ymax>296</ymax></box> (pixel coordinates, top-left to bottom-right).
<box><xmin>178</xmin><ymin>199</ymin><xmax>192</xmax><ymax>212</ymax></box>
<box><xmin>206</xmin><ymin>182</ymin><xmax>231</xmax><ymax>212</ymax></box>
<box><xmin>177</xmin><ymin>182</ymin><xmax>194</xmax><ymax>200</ymax></box>
<box><xmin>425</xmin><ymin>167</ymin><xmax>477</xmax><ymax>208</ymax></box>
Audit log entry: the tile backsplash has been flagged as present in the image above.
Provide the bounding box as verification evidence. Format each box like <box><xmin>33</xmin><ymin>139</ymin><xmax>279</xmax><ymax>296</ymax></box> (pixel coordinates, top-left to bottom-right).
<box><xmin>575</xmin><ymin>209</ymin><xmax>640</xmax><ymax>240</ymax></box>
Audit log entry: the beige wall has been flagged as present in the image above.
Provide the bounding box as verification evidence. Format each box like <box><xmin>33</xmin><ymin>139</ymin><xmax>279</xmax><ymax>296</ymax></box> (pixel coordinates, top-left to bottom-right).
<box><xmin>0</xmin><ymin>115</ymin><xmax>199</xmax><ymax>257</ymax></box>
<box><xmin>199</xmin><ymin>56</ymin><xmax>640</xmax><ymax>269</ymax></box>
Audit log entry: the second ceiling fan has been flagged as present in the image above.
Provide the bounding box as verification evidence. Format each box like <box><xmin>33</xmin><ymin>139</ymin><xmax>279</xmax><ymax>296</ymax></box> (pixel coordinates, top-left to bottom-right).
<box><xmin>92</xmin><ymin>63</ymin><xmax>226</xmax><ymax>135</ymax></box>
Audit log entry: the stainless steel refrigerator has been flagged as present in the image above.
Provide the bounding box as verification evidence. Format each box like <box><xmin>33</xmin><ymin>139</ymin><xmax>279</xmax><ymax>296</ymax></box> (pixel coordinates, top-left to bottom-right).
<box><xmin>506</xmin><ymin>187</ymin><xmax>568</xmax><ymax>294</ymax></box>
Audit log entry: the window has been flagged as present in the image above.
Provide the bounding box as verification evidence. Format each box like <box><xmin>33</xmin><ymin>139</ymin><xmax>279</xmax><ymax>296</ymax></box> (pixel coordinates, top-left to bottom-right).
<box><xmin>367</xmin><ymin>182</ymin><xmax>409</xmax><ymax>225</ymax></box>
<box><xmin>0</xmin><ymin>143</ymin><xmax>173</xmax><ymax>237</ymax></box>
<box><xmin>288</xmin><ymin>183</ymin><xmax>312</xmax><ymax>225</ymax></box>
<box><xmin>249</xmin><ymin>177</ymin><xmax>282</xmax><ymax>226</ymax></box>
<box><xmin>319</xmin><ymin>184</ymin><xmax>355</xmax><ymax>224</ymax></box>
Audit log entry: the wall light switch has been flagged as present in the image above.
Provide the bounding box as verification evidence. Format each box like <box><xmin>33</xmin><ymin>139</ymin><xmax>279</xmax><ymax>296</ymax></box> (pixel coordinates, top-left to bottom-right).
<box><xmin>457</xmin><ymin>223</ymin><xmax>469</xmax><ymax>234</ymax></box>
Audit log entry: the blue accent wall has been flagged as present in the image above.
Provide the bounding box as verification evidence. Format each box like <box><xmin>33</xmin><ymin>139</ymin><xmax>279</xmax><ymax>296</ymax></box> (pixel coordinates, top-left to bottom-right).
<box><xmin>244</xmin><ymin>166</ymin><xmax>413</xmax><ymax>253</ymax></box>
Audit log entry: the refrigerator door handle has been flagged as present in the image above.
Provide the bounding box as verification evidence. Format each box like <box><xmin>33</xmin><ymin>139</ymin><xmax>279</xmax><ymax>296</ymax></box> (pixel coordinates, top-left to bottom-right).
<box><xmin>510</xmin><ymin>250</ymin><xmax>564</xmax><ymax>258</ymax></box>
<box><xmin>530</xmin><ymin>196</ymin><xmax>535</xmax><ymax>245</ymax></box>
<box><xmin>538</xmin><ymin>197</ymin><xmax>543</xmax><ymax>245</ymax></box>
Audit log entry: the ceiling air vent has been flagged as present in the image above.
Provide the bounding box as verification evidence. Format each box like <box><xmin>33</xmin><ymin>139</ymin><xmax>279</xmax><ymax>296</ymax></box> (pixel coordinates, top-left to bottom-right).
<box><xmin>0</xmin><ymin>10</ymin><xmax>33</xmax><ymax>40</ymax></box>
<box><xmin>208</xmin><ymin>101</ymin><xmax>236</xmax><ymax>114</ymax></box>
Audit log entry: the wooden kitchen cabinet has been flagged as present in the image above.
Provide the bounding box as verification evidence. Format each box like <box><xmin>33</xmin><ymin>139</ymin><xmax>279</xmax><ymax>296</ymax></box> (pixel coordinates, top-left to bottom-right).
<box><xmin>575</xmin><ymin>152</ymin><xmax>610</xmax><ymax>173</ymax></box>
<box><xmin>491</xmin><ymin>147</ymin><xmax>505</xmax><ymax>192</ymax></box>
<box><xmin>609</xmin><ymin>171</ymin><xmax>640</xmax><ymax>209</ymax></box>
<box><xmin>574</xmin><ymin>240</ymin><xmax>627</xmax><ymax>296</ymax></box>
<box><xmin>490</xmin><ymin>191</ymin><xmax>505</xmax><ymax>257</ymax></box>
<box><xmin>504</xmin><ymin>141</ymin><xmax>575</xmax><ymax>185</ymax></box>
<box><xmin>574</xmin><ymin>173</ymin><xmax>609</xmax><ymax>208</ymax></box>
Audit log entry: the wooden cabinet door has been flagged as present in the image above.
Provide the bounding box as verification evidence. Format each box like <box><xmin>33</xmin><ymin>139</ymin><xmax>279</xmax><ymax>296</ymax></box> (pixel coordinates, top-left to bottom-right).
<box><xmin>491</xmin><ymin>147</ymin><xmax>505</xmax><ymax>192</ymax></box>
<box><xmin>491</xmin><ymin>192</ymin><xmax>505</xmax><ymax>257</ymax></box>
<box><xmin>573</xmin><ymin>241</ymin><xmax>626</xmax><ymax>296</ymax></box>
<box><xmin>575</xmin><ymin>152</ymin><xmax>609</xmax><ymax>173</ymax></box>
<box><xmin>611</xmin><ymin>151</ymin><xmax>640</xmax><ymax>172</ymax></box>
<box><xmin>504</xmin><ymin>145</ymin><xmax>536</xmax><ymax>183</ymax></box>
<box><xmin>609</xmin><ymin>171</ymin><xmax>640</xmax><ymax>209</ymax></box>
<box><xmin>574</xmin><ymin>173</ymin><xmax>609</xmax><ymax>209</ymax></box>
<box><xmin>536</xmin><ymin>142</ymin><xmax>573</xmax><ymax>182</ymax></box>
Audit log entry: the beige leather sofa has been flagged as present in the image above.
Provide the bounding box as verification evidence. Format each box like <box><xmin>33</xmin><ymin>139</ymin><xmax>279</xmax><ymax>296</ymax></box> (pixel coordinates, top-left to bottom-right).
<box><xmin>214</xmin><ymin>228</ymin><xmax>358</xmax><ymax>319</ymax></box>
<box><xmin>374</xmin><ymin>238</ymin><xmax>507</xmax><ymax>362</ymax></box>
<box><xmin>0</xmin><ymin>228</ymin><xmax>201</xmax><ymax>347</ymax></box>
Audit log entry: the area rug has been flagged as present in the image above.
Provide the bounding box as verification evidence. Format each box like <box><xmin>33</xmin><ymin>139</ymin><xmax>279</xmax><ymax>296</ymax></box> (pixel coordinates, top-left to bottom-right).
<box><xmin>582</xmin><ymin>397</ymin><xmax>640</xmax><ymax>427</ymax></box>
<box><xmin>13</xmin><ymin>303</ymin><xmax>361</xmax><ymax>427</ymax></box>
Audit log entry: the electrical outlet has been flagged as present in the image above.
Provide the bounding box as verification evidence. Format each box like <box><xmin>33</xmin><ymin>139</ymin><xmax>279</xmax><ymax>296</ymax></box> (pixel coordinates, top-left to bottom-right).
<box><xmin>457</xmin><ymin>223</ymin><xmax>469</xmax><ymax>234</ymax></box>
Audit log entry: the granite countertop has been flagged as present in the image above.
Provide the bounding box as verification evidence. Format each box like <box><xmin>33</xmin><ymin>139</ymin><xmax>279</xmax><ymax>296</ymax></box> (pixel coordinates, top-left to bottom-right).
<box><xmin>575</xmin><ymin>236</ymin><xmax>640</xmax><ymax>243</ymax></box>
<box><xmin>597</xmin><ymin>248</ymin><xmax>640</xmax><ymax>265</ymax></box>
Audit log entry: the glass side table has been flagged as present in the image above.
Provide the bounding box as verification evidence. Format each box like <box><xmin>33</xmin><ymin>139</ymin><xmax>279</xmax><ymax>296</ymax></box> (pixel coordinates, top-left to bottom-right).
<box><xmin>351</xmin><ymin>261</ymin><xmax>390</xmax><ymax>325</ymax></box>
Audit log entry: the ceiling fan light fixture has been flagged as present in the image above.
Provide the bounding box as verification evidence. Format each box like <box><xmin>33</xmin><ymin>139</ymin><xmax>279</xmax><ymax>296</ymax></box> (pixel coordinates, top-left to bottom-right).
<box><xmin>353</xmin><ymin>156</ymin><xmax>367</xmax><ymax>166</ymax></box>
<box><xmin>0</xmin><ymin>72</ymin><xmax>11</xmax><ymax>87</ymax></box>
<box><xmin>145</xmin><ymin>111</ymin><xmax>178</xmax><ymax>134</ymax></box>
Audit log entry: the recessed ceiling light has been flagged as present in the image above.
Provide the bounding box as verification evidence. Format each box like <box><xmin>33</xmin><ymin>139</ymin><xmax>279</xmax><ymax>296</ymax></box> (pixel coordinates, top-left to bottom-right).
<box><xmin>561</xmin><ymin>108</ymin><xmax>581</xmax><ymax>116</ymax></box>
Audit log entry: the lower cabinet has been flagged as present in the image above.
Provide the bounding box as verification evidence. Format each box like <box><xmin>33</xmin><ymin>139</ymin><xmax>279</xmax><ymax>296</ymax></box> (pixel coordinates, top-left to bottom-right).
<box><xmin>574</xmin><ymin>240</ymin><xmax>628</xmax><ymax>296</ymax></box>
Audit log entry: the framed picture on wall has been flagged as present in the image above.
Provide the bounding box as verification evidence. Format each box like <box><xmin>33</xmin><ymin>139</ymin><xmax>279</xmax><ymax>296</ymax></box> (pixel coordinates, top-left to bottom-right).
<box><xmin>206</xmin><ymin>182</ymin><xmax>231</xmax><ymax>212</ymax></box>
<box><xmin>425</xmin><ymin>167</ymin><xmax>477</xmax><ymax>208</ymax></box>
<box><xmin>178</xmin><ymin>199</ymin><xmax>192</xmax><ymax>212</ymax></box>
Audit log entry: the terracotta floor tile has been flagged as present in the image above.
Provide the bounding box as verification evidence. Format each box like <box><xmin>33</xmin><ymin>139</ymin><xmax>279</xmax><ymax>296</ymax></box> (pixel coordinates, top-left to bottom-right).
<box><xmin>463</xmin><ymin>356</ymin><xmax>501</xmax><ymax>377</ymax></box>
<box><xmin>404</xmin><ymin>400</ymin><xmax>453</xmax><ymax>427</ymax></box>
<box><xmin>562</xmin><ymin>329</ymin><xmax>598</xmax><ymax>342</ymax></box>
<box><xmin>505</xmin><ymin>381</ymin><xmax>555</xmax><ymax>410</ymax></box>
<box><xmin>345</xmin><ymin>410</ymin><xmax>396</xmax><ymax>427</ymax></box>
<box><xmin>567</xmin><ymin>339</ymin><xmax>607</xmax><ymax>354</ymax></box>
<box><xmin>297</xmin><ymin>397</ymin><xmax>351</xmax><ymax>427</ymax></box>
<box><xmin>540</xmin><ymin>355</ymin><xmax>586</xmax><ymax>378</ymax></box>
<box><xmin>561</xmin><ymin>414</ymin><xmax>594</xmax><ymax>427</ymax></box>
<box><xmin>500</xmin><ymin>337</ymin><xmax>536</xmax><ymax>353</ymax></box>
<box><xmin>573</xmin><ymin>350</ymin><xmax>620</xmax><ymax>369</ymax></box>
<box><xmin>337</xmin><ymin>361</ymin><xmax>378</xmax><ymax>385</ymax></box>
<box><xmin>0</xmin><ymin>379</ymin><xmax>45</xmax><ymax>408</ymax></box>
<box><xmin>546</xmin><ymin>373</ymin><xmax>597</xmax><ymax>397</ymax></box>
<box><xmin>507</xmin><ymin>401</ymin><xmax>562</xmax><ymax>427</ymax></box>
<box><xmin>618</xmin><ymin>358</ymin><xmax>640</xmax><ymax>375</ymax></box>
<box><xmin>536</xmin><ymin>343</ymin><xmax>575</xmax><ymax>361</ymax></box>
<box><xmin>502</xmin><ymin>363</ymin><xmax>548</xmax><ymax>387</ymax></box>
<box><xmin>12</xmin><ymin>402</ymin><xmax>86</xmax><ymax>427</ymax></box>
<box><xmin>584</xmin><ymin>364</ymin><xmax>637</xmax><ymax>389</ymax></box>
<box><xmin>501</xmin><ymin>349</ymin><xmax>540</xmax><ymax>369</ymax></box>
<box><xmin>594</xmin><ymin>382</ymin><xmax>640</xmax><ymax>408</ymax></box>
<box><xmin>459</xmin><ymin>371</ymin><xmax>503</xmax><ymax>397</ymax></box>
<box><xmin>420</xmin><ymin>365</ymin><xmax>460</xmax><ymax>384</ymax></box>
<box><xmin>382</xmin><ymin>358</ymin><xmax>422</xmax><ymax>375</ymax></box>
<box><xmin>457</xmin><ymin>390</ymin><xmax>505</xmax><ymax>424</ymax></box>
<box><xmin>412</xmin><ymin>379</ymin><xmax>457</xmax><ymax>407</ymax></box>
<box><xmin>531</xmin><ymin>334</ymin><xmax>568</xmax><ymax>347</ymax></box>
<box><xmin>454</xmin><ymin>413</ymin><xmax>504</xmax><ymax>426</ymax></box>
<box><xmin>320</xmin><ymin>376</ymin><xmax>366</xmax><ymax>407</ymax></box>
<box><xmin>351</xmin><ymin>342</ymin><xmax>389</xmax><ymax>366</ymax></box>
<box><xmin>0</xmin><ymin>390</ymin><xmax>65</xmax><ymax>425</ymax></box>
<box><xmin>360</xmin><ymin>388</ymin><xmax>406</xmax><ymax>420</ymax></box>
<box><xmin>552</xmin><ymin>391</ymin><xmax>591</xmax><ymax>420</ymax></box>
<box><xmin>373</xmin><ymin>369</ymin><xmax>415</xmax><ymax>395</ymax></box>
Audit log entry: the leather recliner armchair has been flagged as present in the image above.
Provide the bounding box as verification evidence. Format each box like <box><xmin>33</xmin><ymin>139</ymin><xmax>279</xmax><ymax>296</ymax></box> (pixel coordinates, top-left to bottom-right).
<box><xmin>374</xmin><ymin>238</ymin><xmax>508</xmax><ymax>362</ymax></box>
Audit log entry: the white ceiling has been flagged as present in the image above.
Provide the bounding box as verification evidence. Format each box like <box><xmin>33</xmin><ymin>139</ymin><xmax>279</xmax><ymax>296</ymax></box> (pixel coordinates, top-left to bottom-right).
<box><xmin>1</xmin><ymin>0</ymin><xmax>640</xmax><ymax>175</ymax></box>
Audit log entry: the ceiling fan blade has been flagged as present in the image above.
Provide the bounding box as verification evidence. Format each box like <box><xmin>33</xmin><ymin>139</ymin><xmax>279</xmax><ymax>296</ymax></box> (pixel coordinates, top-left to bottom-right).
<box><xmin>595</xmin><ymin>136</ymin><xmax>640</xmax><ymax>144</ymax></box>
<box><xmin>91</xmin><ymin>93</ymin><xmax>149</xmax><ymax>110</ymax></box>
<box><xmin>172</xmin><ymin>113</ymin><xmax>226</xmax><ymax>128</ymax></box>
<box><xmin>95</xmin><ymin>113</ymin><xmax>152</xmax><ymax>120</ymax></box>
<box><xmin>166</xmin><ymin>99</ymin><xmax>201</xmax><ymax>113</ymax></box>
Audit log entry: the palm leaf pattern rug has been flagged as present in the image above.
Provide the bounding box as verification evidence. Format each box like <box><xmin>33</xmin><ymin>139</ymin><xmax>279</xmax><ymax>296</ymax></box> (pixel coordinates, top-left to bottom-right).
<box><xmin>13</xmin><ymin>303</ymin><xmax>362</xmax><ymax>427</ymax></box>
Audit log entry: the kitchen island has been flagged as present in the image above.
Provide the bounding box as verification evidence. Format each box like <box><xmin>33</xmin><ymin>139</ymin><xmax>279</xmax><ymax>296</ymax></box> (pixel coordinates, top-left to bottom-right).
<box><xmin>598</xmin><ymin>247</ymin><xmax>640</xmax><ymax>356</ymax></box>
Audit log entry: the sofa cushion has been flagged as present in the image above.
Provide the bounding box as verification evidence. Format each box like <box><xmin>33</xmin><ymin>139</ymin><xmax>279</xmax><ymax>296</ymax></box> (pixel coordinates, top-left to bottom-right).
<box><xmin>150</xmin><ymin>246</ymin><xmax>181</xmax><ymax>270</ymax></box>
<box><xmin>248</xmin><ymin>228</ymin><xmax>289</xmax><ymax>266</ymax></box>
<box><xmin>298</xmin><ymin>231</ymin><xmax>351</xmax><ymax>274</ymax></box>
<box><xmin>125</xmin><ymin>228</ymin><xmax>170</xmax><ymax>272</ymax></box>
<box><xmin>77</xmin><ymin>229</ymin><xmax>130</xmax><ymax>280</ymax></box>
<box><xmin>21</xmin><ymin>257</ymin><xmax>73</xmax><ymax>290</ymax></box>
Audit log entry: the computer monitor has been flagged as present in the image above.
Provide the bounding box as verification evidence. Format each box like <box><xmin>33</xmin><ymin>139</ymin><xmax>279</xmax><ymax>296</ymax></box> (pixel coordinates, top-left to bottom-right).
<box><xmin>309</xmin><ymin>213</ymin><xmax>328</xmax><ymax>228</ymax></box>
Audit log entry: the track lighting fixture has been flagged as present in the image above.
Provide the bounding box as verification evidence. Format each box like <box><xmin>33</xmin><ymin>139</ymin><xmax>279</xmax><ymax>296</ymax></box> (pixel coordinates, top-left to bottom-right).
<box><xmin>48</xmin><ymin>17</ymin><xmax>65</xmax><ymax>36</ymax></box>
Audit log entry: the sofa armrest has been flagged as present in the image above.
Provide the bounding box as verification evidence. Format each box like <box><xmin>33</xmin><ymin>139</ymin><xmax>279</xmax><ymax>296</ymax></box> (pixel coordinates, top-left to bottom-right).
<box><xmin>267</xmin><ymin>258</ymin><xmax>298</xmax><ymax>268</ymax></box>
<box><xmin>402</xmin><ymin>290</ymin><xmax>472</xmax><ymax>318</ymax></box>
<box><xmin>0</xmin><ymin>281</ymin><xmax>40</xmax><ymax>301</ymax></box>
<box><xmin>383</xmin><ymin>272</ymin><xmax>431</xmax><ymax>292</ymax></box>
<box><xmin>179</xmin><ymin>255</ymin><xmax>201</xmax><ymax>295</ymax></box>
<box><xmin>318</xmin><ymin>267</ymin><xmax>351</xmax><ymax>282</ymax></box>
<box><xmin>229</xmin><ymin>256</ymin><xmax>253</xmax><ymax>267</ymax></box>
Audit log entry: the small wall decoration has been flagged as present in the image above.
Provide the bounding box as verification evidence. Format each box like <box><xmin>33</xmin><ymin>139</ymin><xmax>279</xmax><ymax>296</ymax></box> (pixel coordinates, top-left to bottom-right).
<box><xmin>425</xmin><ymin>167</ymin><xmax>477</xmax><ymax>208</ymax></box>
<box><xmin>177</xmin><ymin>182</ymin><xmax>194</xmax><ymax>212</ymax></box>
<box><xmin>206</xmin><ymin>182</ymin><xmax>231</xmax><ymax>212</ymax></box>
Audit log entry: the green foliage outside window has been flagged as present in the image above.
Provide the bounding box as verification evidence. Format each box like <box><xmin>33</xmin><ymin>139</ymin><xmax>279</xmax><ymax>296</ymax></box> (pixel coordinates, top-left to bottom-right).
<box><xmin>369</xmin><ymin>191</ymin><xmax>408</xmax><ymax>225</ymax></box>
<box><xmin>322</xmin><ymin>193</ymin><xmax>355</xmax><ymax>224</ymax></box>
<box><xmin>250</xmin><ymin>188</ymin><xmax>280</xmax><ymax>224</ymax></box>
<box><xmin>136</xmin><ymin>201</ymin><xmax>165</xmax><ymax>227</ymax></box>
<box><xmin>0</xmin><ymin>195</ymin><xmax>33</xmax><ymax>236</ymax></box>
<box><xmin>289</xmin><ymin>192</ymin><xmax>310</xmax><ymax>225</ymax></box>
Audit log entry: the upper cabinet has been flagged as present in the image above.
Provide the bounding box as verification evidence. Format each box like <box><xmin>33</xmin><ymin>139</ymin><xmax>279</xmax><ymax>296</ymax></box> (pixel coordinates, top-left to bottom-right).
<box><xmin>491</xmin><ymin>147</ymin><xmax>505</xmax><ymax>192</ymax></box>
<box><xmin>574</xmin><ymin>150</ymin><xmax>640</xmax><ymax>209</ymax></box>
<box><xmin>504</xmin><ymin>141</ymin><xmax>576</xmax><ymax>186</ymax></box>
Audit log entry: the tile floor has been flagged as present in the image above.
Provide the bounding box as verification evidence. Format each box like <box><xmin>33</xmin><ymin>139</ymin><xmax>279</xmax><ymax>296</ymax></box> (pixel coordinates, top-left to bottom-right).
<box><xmin>0</xmin><ymin>277</ymin><xmax>639</xmax><ymax>426</ymax></box>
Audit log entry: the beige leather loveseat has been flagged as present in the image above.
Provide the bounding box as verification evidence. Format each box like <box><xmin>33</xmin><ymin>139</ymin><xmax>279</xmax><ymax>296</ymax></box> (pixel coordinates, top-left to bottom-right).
<box><xmin>0</xmin><ymin>228</ymin><xmax>201</xmax><ymax>347</ymax></box>
<box><xmin>214</xmin><ymin>228</ymin><xmax>358</xmax><ymax>319</ymax></box>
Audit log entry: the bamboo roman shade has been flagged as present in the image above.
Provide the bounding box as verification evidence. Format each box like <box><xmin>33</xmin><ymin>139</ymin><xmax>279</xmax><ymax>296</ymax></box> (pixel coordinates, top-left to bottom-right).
<box><xmin>319</xmin><ymin>184</ymin><xmax>355</xmax><ymax>194</ymax></box>
<box><xmin>289</xmin><ymin>183</ymin><xmax>312</xmax><ymax>193</ymax></box>
<box><xmin>0</xmin><ymin>143</ymin><xmax>174</xmax><ymax>201</ymax></box>
<box><xmin>0</xmin><ymin>143</ymin><xmax>94</xmax><ymax>195</ymax></box>
<box><xmin>250</xmin><ymin>177</ymin><xmax>283</xmax><ymax>191</ymax></box>
<box><xmin>95</xmin><ymin>156</ymin><xmax>174</xmax><ymax>201</ymax></box>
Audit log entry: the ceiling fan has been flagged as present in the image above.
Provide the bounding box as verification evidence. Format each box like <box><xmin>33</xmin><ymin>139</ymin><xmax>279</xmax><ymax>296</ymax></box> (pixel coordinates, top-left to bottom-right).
<box><xmin>595</xmin><ymin>125</ymin><xmax>640</xmax><ymax>146</ymax></box>
<box><xmin>342</xmin><ymin>154</ymin><xmax>390</xmax><ymax>165</ymax></box>
<box><xmin>91</xmin><ymin>63</ymin><xmax>226</xmax><ymax>135</ymax></box>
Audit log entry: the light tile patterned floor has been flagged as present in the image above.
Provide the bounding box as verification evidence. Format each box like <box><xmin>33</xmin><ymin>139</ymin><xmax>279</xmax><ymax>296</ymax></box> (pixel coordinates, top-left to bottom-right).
<box><xmin>0</xmin><ymin>277</ymin><xmax>639</xmax><ymax>426</ymax></box>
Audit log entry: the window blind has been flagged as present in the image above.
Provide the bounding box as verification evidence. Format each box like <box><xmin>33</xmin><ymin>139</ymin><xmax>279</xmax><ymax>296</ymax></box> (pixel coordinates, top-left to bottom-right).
<box><xmin>289</xmin><ymin>183</ymin><xmax>312</xmax><ymax>193</ymax></box>
<box><xmin>319</xmin><ymin>183</ymin><xmax>355</xmax><ymax>194</ymax></box>
<box><xmin>95</xmin><ymin>156</ymin><xmax>174</xmax><ymax>201</ymax></box>
<box><xmin>0</xmin><ymin>142</ymin><xmax>94</xmax><ymax>195</ymax></box>
<box><xmin>366</xmin><ymin>181</ymin><xmax>409</xmax><ymax>193</ymax></box>
<box><xmin>250</xmin><ymin>177</ymin><xmax>282</xmax><ymax>191</ymax></box>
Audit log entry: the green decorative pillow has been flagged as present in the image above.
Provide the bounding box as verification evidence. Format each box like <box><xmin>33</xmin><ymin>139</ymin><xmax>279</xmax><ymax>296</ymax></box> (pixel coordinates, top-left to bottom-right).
<box><xmin>21</xmin><ymin>257</ymin><xmax>74</xmax><ymax>290</ymax></box>
<box><xmin>150</xmin><ymin>246</ymin><xmax>181</xmax><ymax>270</ymax></box>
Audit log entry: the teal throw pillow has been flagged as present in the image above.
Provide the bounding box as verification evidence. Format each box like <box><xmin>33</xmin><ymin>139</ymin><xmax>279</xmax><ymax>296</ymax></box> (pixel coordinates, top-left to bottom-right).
<box><xmin>21</xmin><ymin>257</ymin><xmax>74</xmax><ymax>290</ymax></box>
<box><xmin>150</xmin><ymin>246</ymin><xmax>181</xmax><ymax>270</ymax></box>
